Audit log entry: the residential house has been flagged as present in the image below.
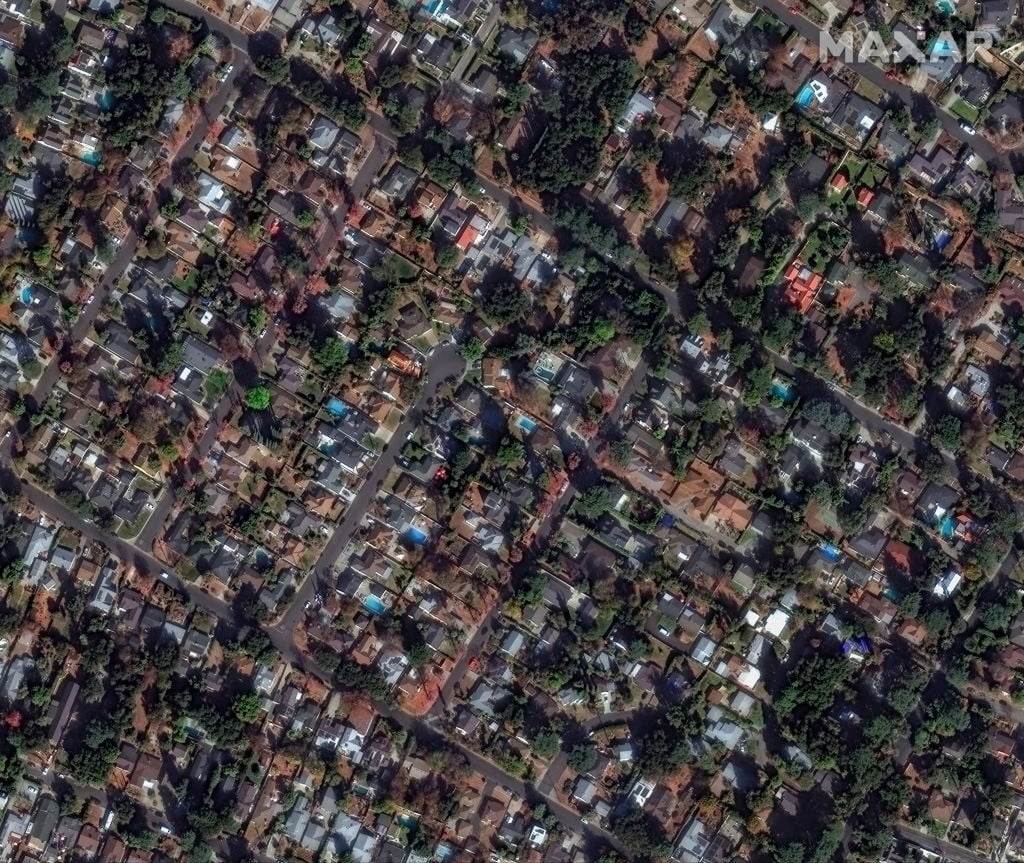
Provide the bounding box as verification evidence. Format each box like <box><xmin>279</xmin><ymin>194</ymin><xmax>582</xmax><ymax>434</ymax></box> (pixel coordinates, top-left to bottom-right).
<box><xmin>495</xmin><ymin>27</ymin><xmax>537</xmax><ymax>65</ymax></box>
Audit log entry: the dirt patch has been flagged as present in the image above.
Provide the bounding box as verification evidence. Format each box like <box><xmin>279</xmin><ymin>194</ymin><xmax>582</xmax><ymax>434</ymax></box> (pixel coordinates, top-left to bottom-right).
<box><xmin>685</xmin><ymin>28</ymin><xmax>717</xmax><ymax>63</ymax></box>
<box><xmin>401</xmin><ymin>675</ymin><xmax>440</xmax><ymax>715</ymax></box>
<box><xmin>824</xmin><ymin>342</ymin><xmax>846</xmax><ymax>381</ymax></box>
<box><xmin>27</xmin><ymin>591</ymin><xmax>51</xmax><ymax>634</ymax></box>
<box><xmin>132</xmin><ymin>691</ymin><xmax>149</xmax><ymax>734</ymax></box>
<box><xmin>133</xmin><ymin>670</ymin><xmax>156</xmax><ymax>734</ymax></box>
<box><xmin>631</xmin><ymin>27</ymin><xmax>665</xmax><ymax>68</ymax></box>
<box><xmin>640</xmin><ymin>160</ymin><xmax>671</xmax><ymax>218</ymax></box>
<box><xmin>663</xmin><ymin>56</ymin><xmax>699</xmax><ymax>103</ymax></box>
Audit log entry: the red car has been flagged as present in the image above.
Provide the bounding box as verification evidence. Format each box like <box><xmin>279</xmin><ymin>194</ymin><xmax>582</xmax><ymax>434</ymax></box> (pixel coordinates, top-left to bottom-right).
<box><xmin>788</xmin><ymin>4</ymin><xmax>799</xmax><ymax>11</ymax></box>
<box><xmin>885</xmin><ymin>69</ymin><xmax>897</xmax><ymax>80</ymax></box>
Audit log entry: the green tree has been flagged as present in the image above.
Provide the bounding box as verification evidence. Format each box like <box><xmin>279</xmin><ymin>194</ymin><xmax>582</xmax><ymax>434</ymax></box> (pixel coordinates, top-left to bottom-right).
<box><xmin>458</xmin><ymin>337</ymin><xmax>485</xmax><ymax>362</ymax></box>
<box><xmin>495</xmin><ymin>436</ymin><xmax>525</xmax><ymax>468</ymax></box>
<box><xmin>932</xmin><ymin>414</ymin><xmax>963</xmax><ymax>453</ymax></box>
<box><xmin>31</xmin><ymin>245</ymin><xmax>52</xmax><ymax>268</ymax></box>
<box><xmin>248</xmin><ymin>306</ymin><xmax>268</xmax><ymax>335</ymax></box>
<box><xmin>244</xmin><ymin>387</ymin><xmax>271</xmax><ymax>411</ymax></box>
<box><xmin>253</xmin><ymin>51</ymin><xmax>288</xmax><ymax>85</ymax></box>
<box><xmin>533</xmin><ymin>728</ymin><xmax>560</xmax><ymax>759</ymax></box>
<box><xmin>609</xmin><ymin>438</ymin><xmax>633</xmax><ymax>466</ymax></box>
<box><xmin>775</xmin><ymin>842</ymin><xmax>806</xmax><ymax>863</ymax></box>
<box><xmin>485</xmin><ymin>281</ymin><xmax>530</xmax><ymax>326</ymax></box>
<box><xmin>313</xmin><ymin>337</ymin><xmax>349</xmax><ymax>376</ymax></box>
<box><xmin>575</xmin><ymin>485</ymin><xmax>611</xmax><ymax>521</ymax></box>
<box><xmin>567</xmin><ymin>743</ymin><xmax>598</xmax><ymax>773</ymax></box>
<box><xmin>232</xmin><ymin>693</ymin><xmax>262</xmax><ymax>725</ymax></box>
<box><xmin>743</xmin><ymin>364</ymin><xmax>774</xmax><ymax>407</ymax></box>
<box><xmin>160</xmin><ymin>198</ymin><xmax>180</xmax><ymax>220</ymax></box>
<box><xmin>509</xmin><ymin>212</ymin><xmax>530</xmax><ymax>234</ymax></box>
<box><xmin>434</xmin><ymin>242</ymin><xmax>458</xmax><ymax>270</ymax></box>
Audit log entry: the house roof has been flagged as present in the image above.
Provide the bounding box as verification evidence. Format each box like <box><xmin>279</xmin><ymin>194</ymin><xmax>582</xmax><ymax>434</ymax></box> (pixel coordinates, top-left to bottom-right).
<box><xmin>711</xmin><ymin>492</ymin><xmax>754</xmax><ymax>532</ymax></box>
<box><xmin>783</xmin><ymin>260</ymin><xmax>823</xmax><ymax>314</ymax></box>
<box><xmin>495</xmin><ymin>26</ymin><xmax>537</xmax><ymax>64</ymax></box>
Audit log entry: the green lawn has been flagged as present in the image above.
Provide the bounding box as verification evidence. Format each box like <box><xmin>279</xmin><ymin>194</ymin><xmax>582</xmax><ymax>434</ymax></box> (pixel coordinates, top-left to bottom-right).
<box><xmin>203</xmin><ymin>369</ymin><xmax>233</xmax><ymax>404</ymax></box>
<box><xmin>392</xmin><ymin>256</ymin><xmax>419</xmax><ymax>279</ymax></box>
<box><xmin>949</xmin><ymin>99</ymin><xmax>980</xmax><ymax>124</ymax></box>
<box><xmin>172</xmin><ymin>268</ymin><xmax>200</xmax><ymax>294</ymax></box>
<box><xmin>689</xmin><ymin>74</ymin><xmax>719</xmax><ymax>117</ymax></box>
<box><xmin>297</xmin><ymin>375</ymin><xmax>324</xmax><ymax>406</ymax></box>
<box><xmin>117</xmin><ymin>511</ymin><xmax>150</xmax><ymax>540</ymax></box>
<box><xmin>853</xmin><ymin>78</ymin><xmax>886</xmax><ymax>105</ymax></box>
<box><xmin>859</xmin><ymin>163</ymin><xmax>887</xmax><ymax>188</ymax></box>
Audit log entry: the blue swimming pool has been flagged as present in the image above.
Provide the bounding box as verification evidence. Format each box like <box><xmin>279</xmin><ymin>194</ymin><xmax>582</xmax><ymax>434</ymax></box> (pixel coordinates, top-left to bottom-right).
<box><xmin>772</xmin><ymin>380</ymin><xmax>796</xmax><ymax>404</ymax></box>
<box><xmin>821</xmin><ymin>543</ymin><xmax>842</xmax><ymax>561</ymax></box>
<box><xmin>19</xmin><ymin>286</ymin><xmax>32</xmax><ymax>304</ymax></box>
<box><xmin>81</xmin><ymin>151</ymin><xmax>101</xmax><ymax>166</ymax></box>
<box><xmin>939</xmin><ymin>515</ymin><xmax>955</xmax><ymax>540</ymax></box>
<box><xmin>936</xmin><ymin>0</ymin><xmax>954</xmax><ymax>11</ymax></box>
<box><xmin>363</xmin><ymin>595</ymin><xmax>386</xmax><ymax>616</ymax></box>
<box><xmin>796</xmin><ymin>85</ymin><xmax>814</xmax><ymax>108</ymax></box>
<box><xmin>516</xmin><ymin>415</ymin><xmax>537</xmax><ymax>434</ymax></box>
<box><xmin>326</xmin><ymin>397</ymin><xmax>347</xmax><ymax>418</ymax></box>
<box><xmin>406</xmin><ymin>526</ymin><xmax>428</xmax><ymax>545</ymax></box>
<box><xmin>97</xmin><ymin>90</ymin><xmax>115</xmax><ymax>110</ymax></box>
<box><xmin>424</xmin><ymin>0</ymin><xmax>450</xmax><ymax>16</ymax></box>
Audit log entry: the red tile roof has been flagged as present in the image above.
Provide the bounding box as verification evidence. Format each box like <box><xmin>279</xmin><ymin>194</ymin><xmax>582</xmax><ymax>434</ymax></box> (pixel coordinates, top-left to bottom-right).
<box><xmin>454</xmin><ymin>224</ymin><xmax>478</xmax><ymax>251</ymax></box>
<box><xmin>783</xmin><ymin>260</ymin><xmax>823</xmax><ymax>314</ymax></box>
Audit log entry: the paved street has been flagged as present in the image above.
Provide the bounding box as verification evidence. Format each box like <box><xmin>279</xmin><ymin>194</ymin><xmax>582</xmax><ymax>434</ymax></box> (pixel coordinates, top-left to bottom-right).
<box><xmin>761</xmin><ymin>0</ymin><xmax>1010</xmax><ymax>170</ymax></box>
<box><xmin>449</xmin><ymin>1</ymin><xmax>501</xmax><ymax>82</ymax></box>
<box><xmin>29</xmin><ymin>34</ymin><xmax>249</xmax><ymax>542</ymax></box>
<box><xmin>896</xmin><ymin>824</ymin><xmax>996</xmax><ymax>863</ymax></box>
<box><xmin>272</xmin><ymin>344</ymin><xmax>465</xmax><ymax>636</ymax></box>
<box><xmin>13</xmin><ymin>0</ymin><xmax>1012</xmax><ymax>857</ymax></box>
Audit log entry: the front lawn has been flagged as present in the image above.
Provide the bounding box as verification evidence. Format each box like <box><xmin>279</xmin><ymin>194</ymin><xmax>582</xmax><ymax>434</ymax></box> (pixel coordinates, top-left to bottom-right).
<box><xmin>949</xmin><ymin>98</ymin><xmax>980</xmax><ymax>124</ymax></box>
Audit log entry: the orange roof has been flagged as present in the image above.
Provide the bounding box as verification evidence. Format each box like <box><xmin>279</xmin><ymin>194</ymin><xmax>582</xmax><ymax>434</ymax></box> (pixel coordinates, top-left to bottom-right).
<box><xmin>782</xmin><ymin>259</ymin><xmax>823</xmax><ymax>314</ymax></box>
<box><xmin>882</xmin><ymin>538</ymin><xmax>912</xmax><ymax>573</ymax></box>
<box><xmin>454</xmin><ymin>224</ymin><xmax>478</xmax><ymax>251</ymax></box>
<box><xmin>712</xmin><ymin>492</ymin><xmax>754</xmax><ymax>532</ymax></box>
<box><xmin>831</xmin><ymin>172</ymin><xmax>849</xmax><ymax>190</ymax></box>
<box><xmin>387</xmin><ymin>350</ymin><xmax>420</xmax><ymax>376</ymax></box>
<box><xmin>345</xmin><ymin>700</ymin><xmax>377</xmax><ymax>735</ymax></box>
<box><xmin>669</xmin><ymin>459</ymin><xmax>725</xmax><ymax>518</ymax></box>
<box><xmin>346</xmin><ymin>204</ymin><xmax>366</xmax><ymax>227</ymax></box>
<box><xmin>856</xmin><ymin>186</ymin><xmax>875</xmax><ymax>206</ymax></box>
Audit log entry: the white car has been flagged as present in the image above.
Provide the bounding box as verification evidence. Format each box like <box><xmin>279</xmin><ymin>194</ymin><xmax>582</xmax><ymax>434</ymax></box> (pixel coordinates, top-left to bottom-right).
<box><xmin>958</xmin><ymin>120</ymin><xmax>977</xmax><ymax>136</ymax></box>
